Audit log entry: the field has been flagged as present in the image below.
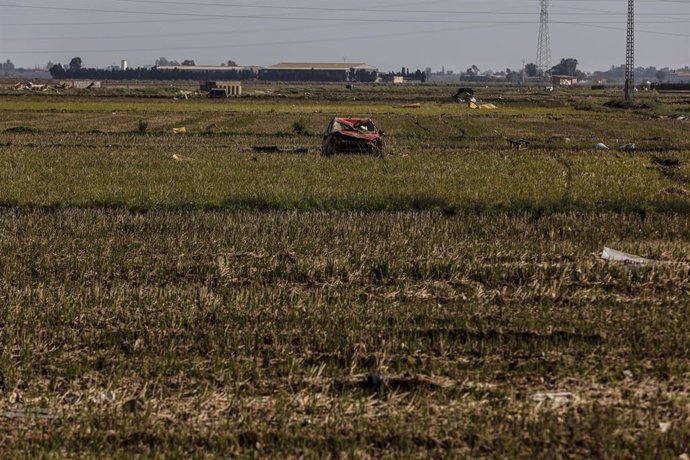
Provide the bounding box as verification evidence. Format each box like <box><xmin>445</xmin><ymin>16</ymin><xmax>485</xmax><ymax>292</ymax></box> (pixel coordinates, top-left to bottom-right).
<box><xmin>0</xmin><ymin>82</ymin><xmax>689</xmax><ymax>457</ymax></box>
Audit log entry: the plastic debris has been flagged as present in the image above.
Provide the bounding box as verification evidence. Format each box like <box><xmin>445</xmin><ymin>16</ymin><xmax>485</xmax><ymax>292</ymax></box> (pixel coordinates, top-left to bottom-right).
<box><xmin>659</xmin><ymin>422</ymin><xmax>671</xmax><ymax>433</ymax></box>
<box><xmin>531</xmin><ymin>392</ymin><xmax>579</xmax><ymax>407</ymax></box>
<box><xmin>601</xmin><ymin>247</ymin><xmax>654</xmax><ymax>266</ymax></box>
<box><xmin>172</xmin><ymin>154</ymin><xmax>193</xmax><ymax>162</ymax></box>
<box><xmin>595</xmin><ymin>143</ymin><xmax>610</xmax><ymax>150</ymax></box>
<box><xmin>172</xmin><ymin>127</ymin><xmax>187</xmax><ymax>134</ymax></box>
<box><xmin>618</xmin><ymin>143</ymin><xmax>636</xmax><ymax>151</ymax></box>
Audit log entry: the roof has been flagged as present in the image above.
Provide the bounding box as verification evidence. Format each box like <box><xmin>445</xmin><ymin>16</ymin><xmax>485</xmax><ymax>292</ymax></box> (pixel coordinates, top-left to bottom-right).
<box><xmin>157</xmin><ymin>66</ymin><xmax>256</xmax><ymax>71</ymax></box>
<box><xmin>268</xmin><ymin>62</ymin><xmax>377</xmax><ymax>71</ymax></box>
<box><xmin>551</xmin><ymin>75</ymin><xmax>578</xmax><ymax>79</ymax></box>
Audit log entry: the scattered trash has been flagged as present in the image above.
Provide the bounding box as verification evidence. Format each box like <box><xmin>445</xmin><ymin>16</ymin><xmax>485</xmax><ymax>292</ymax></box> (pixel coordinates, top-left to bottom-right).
<box><xmin>368</xmin><ymin>372</ymin><xmax>384</xmax><ymax>387</ymax></box>
<box><xmin>622</xmin><ymin>370</ymin><xmax>634</xmax><ymax>379</ymax></box>
<box><xmin>172</xmin><ymin>127</ymin><xmax>187</xmax><ymax>134</ymax></box>
<box><xmin>677</xmin><ymin>116</ymin><xmax>687</xmax><ymax>121</ymax></box>
<box><xmin>595</xmin><ymin>143</ymin><xmax>610</xmax><ymax>150</ymax></box>
<box><xmin>618</xmin><ymin>143</ymin><xmax>636</xmax><ymax>151</ymax></box>
<box><xmin>469</xmin><ymin>102</ymin><xmax>497</xmax><ymax>109</ymax></box>
<box><xmin>89</xmin><ymin>390</ymin><xmax>116</xmax><ymax>404</ymax></box>
<box><xmin>0</xmin><ymin>409</ymin><xmax>57</xmax><ymax>420</ymax></box>
<box><xmin>601</xmin><ymin>247</ymin><xmax>654</xmax><ymax>266</ymax></box>
<box><xmin>12</xmin><ymin>82</ymin><xmax>49</xmax><ymax>92</ymax></box>
<box><xmin>453</xmin><ymin>87</ymin><xmax>476</xmax><ymax>103</ymax></box>
<box><xmin>61</xmin><ymin>392</ymin><xmax>81</xmax><ymax>405</ymax></box>
<box><xmin>659</xmin><ymin>422</ymin><xmax>672</xmax><ymax>433</ymax></box>
<box><xmin>251</xmin><ymin>146</ymin><xmax>309</xmax><ymax>154</ymax></box>
<box><xmin>531</xmin><ymin>392</ymin><xmax>579</xmax><ymax>407</ymax></box>
<box><xmin>508</xmin><ymin>139</ymin><xmax>530</xmax><ymax>151</ymax></box>
<box><xmin>172</xmin><ymin>154</ymin><xmax>193</xmax><ymax>162</ymax></box>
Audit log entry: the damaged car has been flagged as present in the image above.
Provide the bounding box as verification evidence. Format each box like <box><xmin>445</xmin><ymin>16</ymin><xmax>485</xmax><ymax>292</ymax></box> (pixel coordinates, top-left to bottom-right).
<box><xmin>321</xmin><ymin>117</ymin><xmax>385</xmax><ymax>156</ymax></box>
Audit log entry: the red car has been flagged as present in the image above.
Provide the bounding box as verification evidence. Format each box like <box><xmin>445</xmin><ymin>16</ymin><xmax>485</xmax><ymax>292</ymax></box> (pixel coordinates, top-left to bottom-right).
<box><xmin>321</xmin><ymin>117</ymin><xmax>385</xmax><ymax>156</ymax></box>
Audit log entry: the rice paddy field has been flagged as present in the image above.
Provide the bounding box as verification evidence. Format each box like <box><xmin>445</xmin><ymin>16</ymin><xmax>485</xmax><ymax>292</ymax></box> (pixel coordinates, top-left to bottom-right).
<box><xmin>0</xmin><ymin>82</ymin><xmax>689</xmax><ymax>457</ymax></box>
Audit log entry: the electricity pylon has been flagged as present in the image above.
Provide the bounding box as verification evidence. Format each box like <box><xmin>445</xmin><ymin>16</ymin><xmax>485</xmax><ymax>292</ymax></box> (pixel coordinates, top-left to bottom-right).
<box><xmin>536</xmin><ymin>0</ymin><xmax>551</xmax><ymax>81</ymax></box>
<box><xmin>624</xmin><ymin>0</ymin><xmax>635</xmax><ymax>101</ymax></box>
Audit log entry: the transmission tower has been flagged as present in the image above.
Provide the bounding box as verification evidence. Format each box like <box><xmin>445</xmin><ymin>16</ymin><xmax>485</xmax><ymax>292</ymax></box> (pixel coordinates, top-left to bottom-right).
<box><xmin>536</xmin><ymin>0</ymin><xmax>551</xmax><ymax>80</ymax></box>
<box><xmin>624</xmin><ymin>0</ymin><xmax>635</xmax><ymax>101</ymax></box>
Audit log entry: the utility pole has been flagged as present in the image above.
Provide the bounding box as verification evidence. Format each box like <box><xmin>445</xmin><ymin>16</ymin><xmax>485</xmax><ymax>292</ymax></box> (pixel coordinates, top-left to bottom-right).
<box><xmin>536</xmin><ymin>0</ymin><xmax>551</xmax><ymax>82</ymax></box>
<box><xmin>624</xmin><ymin>0</ymin><xmax>635</xmax><ymax>101</ymax></box>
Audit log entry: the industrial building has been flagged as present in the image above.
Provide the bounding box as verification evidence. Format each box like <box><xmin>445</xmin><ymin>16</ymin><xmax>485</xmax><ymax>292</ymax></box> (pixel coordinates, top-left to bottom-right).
<box><xmin>258</xmin><ymin>63</ymin><xmax>378</xmax><ymax>82</ymax></box>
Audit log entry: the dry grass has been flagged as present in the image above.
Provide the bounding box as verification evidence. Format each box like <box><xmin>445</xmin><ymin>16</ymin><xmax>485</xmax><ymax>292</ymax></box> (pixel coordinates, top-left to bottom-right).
<box><xmin>0</xmin><ymin>87</ymin><xmax>689</xmax><ymax>457</ymax></box>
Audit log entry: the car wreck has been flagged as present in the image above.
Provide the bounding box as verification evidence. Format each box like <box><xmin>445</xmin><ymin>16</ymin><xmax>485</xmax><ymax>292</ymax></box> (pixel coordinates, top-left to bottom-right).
<box><xmin>321</xmin><ymin>117</ymin><xmax>385</xmax><ymax>156</ymax></box>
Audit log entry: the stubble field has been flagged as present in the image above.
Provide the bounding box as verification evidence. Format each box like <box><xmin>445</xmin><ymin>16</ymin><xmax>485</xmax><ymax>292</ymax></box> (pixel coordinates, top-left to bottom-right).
<box><xmin>0</xmin><ymin>83</ymin><xmax>689</xmax><ymax>457</ymax></box>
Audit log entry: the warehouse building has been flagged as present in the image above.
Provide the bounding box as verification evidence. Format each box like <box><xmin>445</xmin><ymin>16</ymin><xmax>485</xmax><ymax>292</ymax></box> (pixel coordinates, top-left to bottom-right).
<box><xmin>259</xmin><ymin>63</ymin><xmax>378</xmax><ymax>82</ymax></box>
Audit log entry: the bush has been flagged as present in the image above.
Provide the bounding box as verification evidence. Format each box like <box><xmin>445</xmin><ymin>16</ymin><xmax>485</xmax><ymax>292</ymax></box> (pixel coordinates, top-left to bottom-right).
<box><xmin>292</xmin><ymin>120</ymin><xmax>308</xmax><ymax>136</ymax></box>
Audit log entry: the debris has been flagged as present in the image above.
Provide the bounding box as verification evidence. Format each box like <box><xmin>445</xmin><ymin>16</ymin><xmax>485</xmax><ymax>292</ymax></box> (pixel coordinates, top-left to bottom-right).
<box><xmin>595</xmin><ymin>143</ymin><xmax>610</xmax><ymax>150</ymax></box>
<box><xmin>368</xmin><ymin>372</ymin><xmax>384</xmax><ymax>387</ymax></box>
<box><xmin>622</xmin><ymin>370</ymin><xmax>634</xmax><ymax>379</ymax></box>
<box><xmin>469</xmin><ymin>102</ymin><xmax>497</xmax><ymax>109</ymax></box>
<box><xmin>531</xmin><ymin>392</ymin><xmax>579</xmax><ymax>407</ymax></box>
<box><xmin>618</xmin><ymin>143</ymin><xmax>636</xmax><ymax>151</ymax></box>
<box><xmin>321</xmin><ymin>118</ymin><xmax>385</xmax><ymax>156</ymax></box>
<box><xmin>677</xmin><ymin>116</ymin><xmax>687</xmax><ymax>121</ymax></box>
<box><xmin>601</xmin><ymin>247</ymin><xmax>654</xmax><ymax>266</ymax></box>
<box><xmin>61</xmin><ymin>392</ymin><xmax>81</xmax><ymax>405</ymax></box>
<box><xmin>508</xmin><ymin>139</ymin><xmax>530</xmax><ymax>151</ymax></box>
<box><xmin>453</xmin><ymin>87</ymin><xmax>476</xmax><ymax>103</ymax></box>
<box><xmin>399</xmin><ymin>103</ymin><xmax>422</xmax><ymax>109</ymax></box>
<box><xmin>89</xmin><ymin>390</ymin><xmax>116</xmax><ymax>404</ymax></box>
<box><xmin>172</xmin><ymin>154</ymin><xmax>193</xmax><ymax>162</ymax></box>
<box><xmin>251</xmin><ymin>146</ymin><xmax>309</xmax><ymax>154</ymax></box>
<box><xmin>678</xmin><ymin>454</ymin><xmax>689</xmax><ymax>460</ymax></box>
<box><xmin>0</xmin><ymin>409</ymin><xmax>57</xmax><ymax>420</ymax></box>
<box><xmin>659</xmin><ymin>422</ymin><xmax>671</xmax><ymax>433</ymax></box>
<box><xmin>172</xmin><ymin>127</ymin><xmax>187</xmax><ymax>134</ymax></box>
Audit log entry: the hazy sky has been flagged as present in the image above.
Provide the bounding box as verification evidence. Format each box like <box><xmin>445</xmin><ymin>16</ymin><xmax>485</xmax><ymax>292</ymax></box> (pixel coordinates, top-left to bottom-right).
<box><xmin>1</xmin><ymin>0</ymin><xmax>689</xmax><ymax>72</ymax></box>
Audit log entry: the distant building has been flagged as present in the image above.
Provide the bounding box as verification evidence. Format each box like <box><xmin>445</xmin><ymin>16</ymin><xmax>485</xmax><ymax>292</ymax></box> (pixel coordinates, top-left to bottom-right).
<box><xmin>121</xmin><ymin>60</ymin><xmax>128</xmax><ymax>71</ymax></box>
<box><xmin>259</xmin><ymin>63</ymin><xmax>378</xmax><ymax>82</ymax></box>
<box><xmin>551</xmin><ymin>75</ymin><xmax>578</xmax><ymax>87</ymax></box>
<box><xmin>157</xmin><ymin>65</ymin><xmax>259</xmax><ymax>73</ymax></box>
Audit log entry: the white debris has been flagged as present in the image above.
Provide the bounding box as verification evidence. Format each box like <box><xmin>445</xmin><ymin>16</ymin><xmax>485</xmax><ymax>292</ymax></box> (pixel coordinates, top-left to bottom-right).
<box><xmin>601</xmin><ymin>247</ymin><xmax>654</xmax><ymax>266</ymax></box>
<box><xmin>618</xmin><ymin>143</ymin><xmax>636</xmax><ymax>151</ymax></box>
<box><xmin>659</xmin><ymin>422</ymin><xmax>671</xmax><ymax>433</ymax></box>
<box><xmin>595</xmin><ymin>143</ymin><xmax>610</xmax><ymax>150</ymax></box>
<box><xmin>531</xmin><ymin>392</ymin><xmax>579</xmax><ymax>407</ymax></box>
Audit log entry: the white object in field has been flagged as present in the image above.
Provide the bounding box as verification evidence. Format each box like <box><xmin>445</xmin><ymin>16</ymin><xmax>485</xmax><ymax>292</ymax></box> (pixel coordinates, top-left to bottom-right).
<box><xmin>601</xmin><ymin>247</ymin><xmax>653</xmax><ymax>266</ymax></box>
<box><xmin>595</xmin><ymin>143</ymin><xmax>609</xmax><ymax>150</ymax></box>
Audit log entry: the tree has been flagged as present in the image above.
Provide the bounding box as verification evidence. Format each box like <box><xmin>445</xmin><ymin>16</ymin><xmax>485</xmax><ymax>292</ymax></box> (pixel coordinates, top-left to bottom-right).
<box><xmin>181</xmin><ymin>60</ymin><xmax>195</xmax><ymax>66</ymax></box>
<box><xmin>69</xmin><ymin>57</ymin><xmax>83</xmax><ymax>72</ymax></box>
<box><xmin>551</xmin><ymin>58</ymin><xmax>578</xmax><ymax>76</ymax></box>
<box><xmin>525</xmin><ymin>62</ymin><xmax>539</xmax><ymax>77</ymax></box>
<box><xmin>49</xmin><ymin>64</ymin><xmax>66</xmax><ymax>78</ymax></box>
<box><xmin>227</xmin><ymin>60</ymin><xmax>237</xmax><ymax>67</ymax></box>
<box><xmin>155</xmin><ymin>57</ymin><xmax>179</xmax><ymax>67</ymax></box>
<box><xmin>656</xmin><ymin>68</ymin><xmax>670</xmax><ymax>82</ymax></box>
<box><xmin>465</xmin><ymin>65</ymin><xmax>480</xmax><ymax>76</ymax></box>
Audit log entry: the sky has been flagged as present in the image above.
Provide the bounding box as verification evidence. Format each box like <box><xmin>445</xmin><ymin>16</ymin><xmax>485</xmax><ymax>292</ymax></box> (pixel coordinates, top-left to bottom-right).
<box><xmin>1</xmin><ymin>0</ymin><xmax>689</xmax><ymax>73</ymax></box>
